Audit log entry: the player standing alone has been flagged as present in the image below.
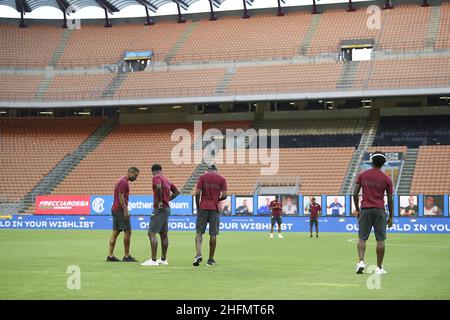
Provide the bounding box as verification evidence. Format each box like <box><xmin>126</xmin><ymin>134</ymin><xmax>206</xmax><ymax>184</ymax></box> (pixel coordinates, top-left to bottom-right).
<box><xmin>353</xmin><ymin>152</ymin><xmax>393</xmax><ymax>275</ymax></box>
<box><xmin>309</xmin><ymin>197</ymin><xmax>321</xmax><ymax>238</ymax></box>
<box><xmin>269</xmin><ymin>195</ymin><xmax>283</xmax><ymax>238</ymax></box>
<box><xmin>141</xmin><ymin>164</ymin><xmax>180</xmax><ymax>267</ymax></box>
<box><xmin>193</xmin><ymin>164</ymin><xmax>227</xmax><ymax>267</ymax></box>
<box><xmin>107</xmin><ymin>167</ymin><xmax>139</xmax><ymax>262</ymax></box>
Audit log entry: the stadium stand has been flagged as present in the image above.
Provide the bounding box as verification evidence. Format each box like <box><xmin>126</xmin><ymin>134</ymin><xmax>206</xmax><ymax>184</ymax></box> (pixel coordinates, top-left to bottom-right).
<box><xmin>1</xmin><ymin>56</ymin><xmax>449</xmax><ymax>101</ymax></box>
<box><xmin>115</xmin><ymin>67</ymin><xmax>227</xmax><ymax>99</ymax></box>
<box><xmin>215</xmin><ymin>147</ymin><xmax>355</xmax><ymax>195</ymax></box>
<box><xmin>436</xmin><ymin>1</ymin><xmax>450</xmax><ymax>49</ymax></box>
<box><xmin>44</xmin><ymin>73</ymin><xmax>115</xmax><ymax>101</ymax></box>
<box><xmin>0</xmin><ymin>74</ymin><xmax>43</xmax><ymax>100</ymax></box>
<box><xmin>367</xmin><ymin>57</ymin><xmax>450</xmax><ymax>90</ymax></box>
<box><xmin>410</xmin><ymin>145</ymin><xmax>450</xmax><ymax>194</ymax></box>
<box><xmin>0</xmin><ymin>23</ymin><xmax>62</xmax><ymax>68</ymax></box>
<box><xmin>0</xmin><ymin>118</ymin><xmax>105</xmax><ymax>202</ymax></box>
<box><xmin>367</xmin><ymin>146</ymin><xmax>408</xmax><ymax>154</ymax></box>
<box><xmin>251</xmin><ymin>118</ymin><xmax>366</xmax><ymax>148</ymax></box>
<box><xmin>373</xmin><ymin>115</ymin><xmax>450</xmax><ymax>148</ymax></box>
<box><xmin>257</xmin><ymin>118</ymin><xmax>366</xmax><ymax>136</ymax></box>
<box><xmin>58</xmin><ymin>21</ymin><xmax>189</xmax><ymax>66</ymax></box>
<box><xmin>307</xmin><ymin>8</ymin><xmax>381</xmax><ymax>56</ymax></box>
<box><xmin>50</xmin><ymin>121</ymin><xmax>252</xmax><ymax>198</ymax></box>
<box><xmin>351</xmin><ymin>60</ymin><xmax>371</xmax><ymax>90</ymax></box>
<box><xmin>277</xmin><ymin>134</ymin><xmax>361</xmax><ymax>148</ymax></box>
<box><xmin>173</xmin><ymin>12</ymin><xmax>313</xmax><ymax>63</ymax></box>
<box><xmin>226</xmin><ymin>62</ymin><xmax>343</xmax><ymax>95</ymax></box>
<box><xmin>0</xmin><ymin>3</ymin><xmax>448</xmax><ymax>69</ymax></box>
<box><xmin>378</xmin><ymin>4</ymin><xmax>431</xmax><ymax>52</ymax></box>
<box><xmin>51</xmin><ymin>124</ymin><xmax>198</xmax><ymax>196</ymax></box>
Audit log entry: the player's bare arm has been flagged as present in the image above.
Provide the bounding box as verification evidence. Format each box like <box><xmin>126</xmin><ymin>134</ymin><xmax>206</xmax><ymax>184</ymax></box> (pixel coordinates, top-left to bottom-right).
<box><xmin>387</xmin><ymin>191</ymin><xmax>394</xmax><ymax>228</ymax></box>
<box><xmin>169</xmin><ymin>189</ymin><xmax>180</xmax><ymax>201</ymax></box>
<box><xmin>119</xmin><ymin>193</ymin><xmax>129</xmax><ymax>220</ymax></box>
<box><xmin>218</xmin><ymin>191</ymin><xmax>227</xmax><ymax>202</ymax></box>
<box><xmin>353</xmin><ymin>184</ymin><xmax>361</xmax><ymax>218</ymax></box>
<box><xmin>195</xmin><ymin>188</ymin><xmax>201</xmax><ymax>209</ymax></box>
<box><xmin>155</xmin><ymin>183</ymin><xmax>163</xmax><ymax>208</ymax></box>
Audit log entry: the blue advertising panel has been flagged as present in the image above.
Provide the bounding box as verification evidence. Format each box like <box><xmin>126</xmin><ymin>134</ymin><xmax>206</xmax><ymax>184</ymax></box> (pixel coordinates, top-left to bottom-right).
<box><xmin>90</xmin><ymin>195</ymin><xmax>192</xmax><ymax>215</ymax></box>
<box><xmin>123</xmin><ymin>51</ymin><xmax>153</xmax><ymax>60</ymax></box>
<box><xmin>1</xmin><ymin>215</ymin><xmax>449</xmax><ymax>234</ymax></box>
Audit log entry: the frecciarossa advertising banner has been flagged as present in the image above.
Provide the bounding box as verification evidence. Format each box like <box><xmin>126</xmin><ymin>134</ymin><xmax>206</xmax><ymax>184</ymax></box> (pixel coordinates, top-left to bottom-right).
<box><xmin>35</xmin><ymin>196</ymin><xmax>90</xmax><ymax>215</ymax></box>
<box><xmin>34</xmin><ymin>195</ymin><xmax>193</xmax><ymax>215</ymax></box>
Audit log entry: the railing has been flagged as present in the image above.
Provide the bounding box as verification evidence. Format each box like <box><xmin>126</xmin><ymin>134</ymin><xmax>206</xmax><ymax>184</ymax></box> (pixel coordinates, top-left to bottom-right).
<box><xmin>1</xmin><ymin>75</ymin><xmax>449</xmax><ymax>102</ymax></box>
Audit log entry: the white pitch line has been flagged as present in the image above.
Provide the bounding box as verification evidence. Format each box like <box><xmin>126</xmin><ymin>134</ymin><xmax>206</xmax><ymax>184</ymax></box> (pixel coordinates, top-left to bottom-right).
<box><xmin>346</xmin><ymin>238</ymin><xmax>450</xmax><ymax>249</ymax></box>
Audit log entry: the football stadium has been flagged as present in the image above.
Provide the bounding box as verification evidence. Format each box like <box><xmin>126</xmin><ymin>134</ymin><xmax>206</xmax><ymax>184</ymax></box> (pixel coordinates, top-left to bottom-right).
<box><xmin>0</xmin><ymin>0</ymin><xmax>449</xmax><ymax>302</ymax></box>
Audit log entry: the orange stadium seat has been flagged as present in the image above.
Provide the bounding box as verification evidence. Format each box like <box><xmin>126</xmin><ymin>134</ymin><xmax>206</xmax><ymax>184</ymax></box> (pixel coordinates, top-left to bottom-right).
<box><xmin>0</xmin><ymin>118</ymin><xmax>105</xmax><ymax>202</ymax></box>
<box><xmin>436</xmin><ymin>2</ymin><xmax>450</xmax><ymax>49</ymax></box>
<box><xmin>0</xmin><ymin>24</ymin><xmax>62</xmax><ymax>67</ymax></box>
<box><xmin>0</xmin><ymin>3</ymin><xmax>448</xmax><ymax>68</ymax></box>
<box><xmin>307</xmin><ymin>9</ymin><xmax>382</xmax><ymax>56</ymax></box>
<box><xmin>58</xmin><ymin>21</ymin><xmax>189</xmax><ymax>67</ymax></box>
<box><xmin>212</xmin><ymin>147</ymin><xmax>355</xmax><ymax>195</ymax></box>
<box><xmin>44</xmin><ymin>73</ymin><xmax>115</xmax><ymax>101</ymax></box>
<box><xmin>378</xmin><ymin>4</ymin><xmax>431</xmax><ymax>52</ymax></box>
<box><xmin>174</xmin><ymin>12</ymin><xmax>312</xmax><ymax>63</ymax></box>
<box><xmin>367</xmin><ymin>57</ymin><xmax>450</xmax><ymax>89</ymax></box>
<box><xmin>115</xmin><ymin>68</ymin><xmax>227</xmax><ymax>99</ymax></box>
<box><xmin>51</xmin><ymin>121</ymin><xmax>252</xmax><ymax>199</ymax></box>
<box><xmin>410</xmin><ymin>146</ymin><xmax>450</xmax><ymax>195</ymax></box>
<box><xmin>226</xmin><ymin>62</ymin><xmax>343</xmax><ymax>95</ymax></box>
<box><xmin>0</xmin><ymin>74</ymin><xmax>43</xmax><ymax>100</ymax></box>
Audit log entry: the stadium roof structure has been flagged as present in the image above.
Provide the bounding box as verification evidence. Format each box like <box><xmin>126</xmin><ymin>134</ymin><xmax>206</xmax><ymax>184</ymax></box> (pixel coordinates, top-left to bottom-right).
<box><xmin>2</xmin><ymin>0</ymin><xmax>435</xmax><ymax>28</ymax></box>
<box><xmin>0</xmin><ymin>0</ymin><xmax>264</xmax><ymax>26</ymax></box>
<box><xmin>0</xmin><ymin>0</ymin><xmax>259</xmax><ymax>16</ymax></box>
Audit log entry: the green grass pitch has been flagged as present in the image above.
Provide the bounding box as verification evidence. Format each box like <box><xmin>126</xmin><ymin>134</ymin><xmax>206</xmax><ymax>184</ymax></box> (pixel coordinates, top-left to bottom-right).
<box><xmin>0</xmin><ymin>230</ymin><xmax>449</xmax><ymax>299</ymax></box>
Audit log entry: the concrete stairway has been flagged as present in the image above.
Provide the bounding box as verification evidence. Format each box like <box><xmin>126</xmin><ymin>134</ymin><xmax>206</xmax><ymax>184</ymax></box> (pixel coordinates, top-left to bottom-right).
<box><xmin>180</xmin><ymin>162</ymin><xmax>209</xmax><ymax>194</ymax></box>
<box><xmin>16</xmin><ymin>117</ymin><xmax>119</xmax><ymax>214</ymax></box>
<box><xmin>50</xmin><ymin>29</ymin><xmax>74</xmax><ymax>66</ymax></box>
<box><xmin>340</xmin><ymin>119</ymin><xmax>379</xmax><ymax>194</ymax></box>
<box><xmin>165</xmin><ymin>21</ymin><xmax>199</xmax><ymax>64</ymax></box>
<box><xmin>180</xmin><ymin>114</ymin><xmax>263</xmax><ymax>193</ymax></box>
<box><xmin>336</xmin><ymin>61</ymin><xmax>360</xmax><ymax>89</ymax></box>
<box><xmin>101</xmin><ymin>72</ymin><xmax>128</xmax><ymax>99</ymax></box>
<box><xmin>34</xmin><ymin>73</ymin><xmax>54</xmax><ymax>100</ymax></box>
<box><xmin>397</xmin><ymin>148</ymin><xmax>419</xmax><ymax>195</ymax></box>
<box><xmin>299</xmin><ymin>13</ymin><xmax>321</xmax><ymax>55</ymax></box>
<box><xmin>214</xmin><ymin>66</ymin><xmax>236</xmax><ymax>95</ymax></box>
<box><xmin>425</xmin><ymin>5</ymin><xmax>442</xmax><ymax>51</ymax></box>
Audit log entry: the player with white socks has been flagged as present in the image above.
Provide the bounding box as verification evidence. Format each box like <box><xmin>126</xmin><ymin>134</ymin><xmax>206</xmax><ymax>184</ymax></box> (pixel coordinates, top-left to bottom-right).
<box><xmin>353</xmin><ymin>152</ymin><xmax>394</xmax><ymax>275</ymax></box>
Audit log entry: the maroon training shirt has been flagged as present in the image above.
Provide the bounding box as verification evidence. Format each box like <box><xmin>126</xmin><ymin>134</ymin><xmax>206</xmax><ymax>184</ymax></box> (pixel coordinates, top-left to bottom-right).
<box><xmin>269</xmin><ymin>200</ymin><xmax>282</xmax><ymax>217</ymax></box>
<box><xmin>153</xmin><ymin>174</ymin><xmax>178</xmax><ymax>208</ymax></box>
<box><xmin>196</xmin><ymin>172</ymin><xmax>227</xmax><ymax>211</ymax></box>
<box><xmin>356</xmin><ymin>168</ymin><xmax>393</xmax><ymax>210</ymax></box>
<box><xmin>309</xmin><ymin>202</ymin><xmax>321</xmax><ymax>219</ymax></box>
<box><xmin>112</xmin><ymin>176</ymin><xmax>129</xmax><ymax>211</ymax></box>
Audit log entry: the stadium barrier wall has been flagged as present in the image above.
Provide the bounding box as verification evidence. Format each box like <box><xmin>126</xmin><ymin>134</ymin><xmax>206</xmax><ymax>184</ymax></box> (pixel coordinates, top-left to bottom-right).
<box><xmin>0</xmin><ymin>215</ymin><xmax>449</xmax><ymax>234</ymax></box>
<box><xmin>0</xmin><ymin>194</ymin><xmax>449</xmax><ymax>233</ymax></box>
<box><xmin>32</xmin><ymin>194</ymin><xmax>450</xmax><ymax>217</ymax></box>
